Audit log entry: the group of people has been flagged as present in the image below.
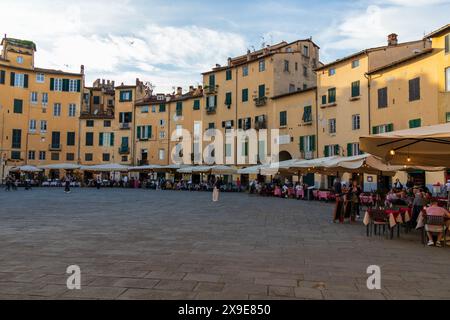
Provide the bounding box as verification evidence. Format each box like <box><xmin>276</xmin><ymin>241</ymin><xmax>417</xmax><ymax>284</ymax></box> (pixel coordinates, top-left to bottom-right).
<box><xmin>332</xmin><ymin>178</ymin><xmax>362</xmax><ymax>223</ymax></box>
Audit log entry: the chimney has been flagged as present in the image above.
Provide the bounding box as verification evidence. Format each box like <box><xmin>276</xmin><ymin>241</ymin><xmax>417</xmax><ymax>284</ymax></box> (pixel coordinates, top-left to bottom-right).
<box><xmin>227</xmin><ymin>57</ymin><xmax>232</xmax><ymax>67</ymax></box>
<box><xmin>102</xmin><ymin>79</ymin><xmax>105</xmax><ymax>86</ymax></box>
<box><xmin>80</xmin><ymin>65</ymin><xmax>85</xmax><ymax>75</ymax></box>
<box><xmin>247</xmin><ymin>50</ymin><xmax>251</xmax><ymax>61</ymax></box>
<box><xmin>388</xmin><ymin>33</ymin><xmax>398</xmax><ymax>46</ymax></box>
<box><xmin>176</xmin><ymin>87</ymin><xmax>182</xmax><ymax>96</ymax></box>
<box><xmin>112</xmin><ymin>81</ymin><xmax>115</xmax><ymax>88</ymax></box>
<box><xmin>198</xmin><ymin>85</ymin><xmax>203</xmax><ymax>92</ymax></box>
<box><xmin>189</xmin><ymin>86</ymin><xmax>194</xmax><ymax>93</ymax></box>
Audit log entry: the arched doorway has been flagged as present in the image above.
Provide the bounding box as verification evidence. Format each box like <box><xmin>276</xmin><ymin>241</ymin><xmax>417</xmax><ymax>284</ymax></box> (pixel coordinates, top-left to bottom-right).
<box><xmin>278</xmin><ymin>151</ymin><xmax>292</xmax><ymax>162</ymax></box>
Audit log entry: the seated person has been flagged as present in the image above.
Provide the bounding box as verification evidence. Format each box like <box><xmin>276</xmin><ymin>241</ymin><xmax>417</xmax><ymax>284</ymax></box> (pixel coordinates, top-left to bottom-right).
<box><xmin>424</xmin><ymin>200</ymin><xmax>450</xmax><ymax>247</ymax></box>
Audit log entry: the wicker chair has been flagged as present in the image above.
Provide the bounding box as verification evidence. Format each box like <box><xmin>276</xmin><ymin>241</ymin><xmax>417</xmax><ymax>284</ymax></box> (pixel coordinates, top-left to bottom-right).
<box><xmin>422</xmin><ymin>215</ymin><xmax>447</xmax><ymax>247</ymax></box>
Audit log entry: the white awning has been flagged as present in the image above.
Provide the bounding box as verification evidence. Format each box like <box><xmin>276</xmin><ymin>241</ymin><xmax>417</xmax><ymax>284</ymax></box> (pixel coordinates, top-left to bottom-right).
<box><xmin>39</xmin><ymin>163</ymin><xmax>81</xmax><ymax>170</ymax></box>
<box><xmin>80</xmin><ymin>164</ymin><xmax>130</xmax><ymax>172</ymax></box>
<box><xmin>10</xmin><ymin>165</ymin><xmax>42</xmax><ymax>173</ymax></box>
<box><xmin>128</xmin><ymin>165</ymin><xmax>162</xmax><ymax>172</ymax></box>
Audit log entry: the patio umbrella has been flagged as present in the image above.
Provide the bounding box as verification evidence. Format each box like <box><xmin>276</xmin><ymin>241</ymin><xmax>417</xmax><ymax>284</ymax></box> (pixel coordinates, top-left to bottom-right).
<box><xmin>128</xmin><ymin>164</ymin><xmax>162</xmax><ymax>172</ymax></box>
<box><xmin>210</xmin><ymin>165</ymin><xmax>237</xmax><ymax>175</ymax></box>
<box><xmin>154</xmin><ymin>164</ymin><xmax>188</xmax><ymax>173</ymax></box>
<box><xmin>80</xmin><ymin>164</ymin><xmax>130</xmax><ymax>172</ymax></box>
<box><xmin>10</xmin><ymin>165</ymin><xmax>42</xmax><ymax>173</ymax></box>
<box><xmin>360</xmin><ymin>123</ymin><xmax>450</xmax><ymax>166</ymax></box>
<box><xmin>38</xmin><ymin>163</ymin><xmax>81</xmax><ymax>171</ymax></box>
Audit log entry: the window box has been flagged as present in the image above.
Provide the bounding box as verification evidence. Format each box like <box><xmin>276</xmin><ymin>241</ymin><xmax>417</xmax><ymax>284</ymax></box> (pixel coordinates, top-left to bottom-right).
<box><xmin>320</xmin><ymin>102</ymin><xmax>337</xmax><ymax>109</ymax></box>
<box><xmin>349</xmin><ymin>96</ymin><xmax>361</xmax><ymax>101</ymax></box>
<box><xmin>254</xmin><ymin>96</ymin><xmax>267</xmax><ymax>107</ymax></box>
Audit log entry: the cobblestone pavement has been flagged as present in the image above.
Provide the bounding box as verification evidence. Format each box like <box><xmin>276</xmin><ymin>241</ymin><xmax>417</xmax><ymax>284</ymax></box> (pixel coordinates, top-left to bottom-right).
<box><xmin>0</xmin><ymin>188</ymin><xmax>449</xmax><ymax>300</ymax></box>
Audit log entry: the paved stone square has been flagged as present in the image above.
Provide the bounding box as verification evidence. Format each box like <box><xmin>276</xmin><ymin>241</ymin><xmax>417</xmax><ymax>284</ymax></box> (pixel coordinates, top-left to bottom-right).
<box><xmin>0</xmin><ymin>188</ymin><xmax>449</xmax><ymax>300</ymax></box>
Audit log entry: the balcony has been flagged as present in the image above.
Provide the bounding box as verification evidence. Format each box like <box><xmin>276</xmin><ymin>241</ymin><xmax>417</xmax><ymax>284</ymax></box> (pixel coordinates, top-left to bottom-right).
<box><xmin>138</xmin><ymin>159</ymin><xmax>149</xmax><ymax>166</ymax></box>
<box><xmin>254</xmin><ymin>96</ymin><xmax>267</xmax><ymax>107</ymax></box>
<box><xmin>49</xmin><ymin>144</ymin><xmax>62</xmax><ymax>151</ymax></box>
<box><xmin>119</xmin><ymin>122</ymin><xmax>131</xmax><ymax>130</ymax></box>
<box><xmin>206</xmin><ymin>106</ymin><xmax>217</xmax><ymax>115</ymax></box>
<box><xmin>301</xmin><ymin>151</ymin><xmax>314</xmax><ymax>160</ymax></box>
<box><xmin>205</xmin><ymin>85</ymin><xmax>219</xmax><ymax>94</ymax></box>
<box><xmin>80</xmin><ymin>111</ymin><xmax>114</xmax><ymax>120</ymax></box>
<box><xmin>255</xmin><ymin>120</ymin><xmax>267</xmax><ymax>130</ymax></box>
<box><xmin>119</xmin><ymin>146</ymin><xmax>130</xmax><ymax>155</ymax></box>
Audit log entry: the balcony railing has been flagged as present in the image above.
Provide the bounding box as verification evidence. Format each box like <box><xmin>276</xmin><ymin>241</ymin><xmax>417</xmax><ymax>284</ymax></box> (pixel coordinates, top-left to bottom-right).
<box><xmin>254</xmin><ymin>96</ymin><xmax>267</xmax><ymax>107</ymax></box>
<box><xmin>206</xmin><ymin>106</ymin><xmax>217</xmax><ymax>115</ymax></box>
<box><xmin>119</xmin><ymin>122</ymin><xmax>131</xmax><ymax>130</ymax></box>
<box><xmin>255</xmin><ymin>120</ymin><xmax>267</xmax><ymax>130</ymax></box>
<box><xmin>49</xmin><ymin>144</ymin><xmax>62</xmax><ymax>151</ymax></box>
<box><xmin>205</xmin><ymin>85</ymin><xmax>219</xmax><ymax>94</ymax></box>
<box><xmin>301</xmin><ymin>151</ymin><xmax>314</xmax><ymax>160</ymax></box>
<box><xmin>138</xmin><ymin>159</ymin><xmax>149</xmax><ymax>166</ymax></box>
<box><xmin>119</xmin><ymin>146</ymin><xmax>130</xmax><ymax>154</ymax></box>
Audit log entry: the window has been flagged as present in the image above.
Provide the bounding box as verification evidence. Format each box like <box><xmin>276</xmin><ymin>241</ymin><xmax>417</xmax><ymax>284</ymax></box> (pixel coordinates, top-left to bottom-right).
<box><xmin>69</xmin><ymin>79</ymin><xmax>78</xmax><ymax>92</ymax></box>
<box><xmin>102</xmin><ymin>153</ymin><xmax>110</xmax><ymax>162</ymax></box>
<box><xmin>86</xmin><ymin>120</ymin><xmax>94</xmax><ymax>127</ymax></box>
<box><xmin>295</xmin><ymin>62</ymin><xmax>298</xmax><ymax>71</ymax></box>
<box><xmin>324</xmin><ymin>145</ymin><xmax>340</xmax><ymax>157</ymax></box>
<box><xmin>42</xmin><ymin>93</ymin><xmax>48</xmax><ymax>106</ymax></box>
<box><xmin>11</xmin><ymin>151</ymin><xmax>21</xmax><ymax>160</ymax></box>
<box><xmin>51</xmin><ymin>132</ymin><xmax>60</xmax><ymax>149</ymax></box>
<box><xmin>17</xmin><ymin>56</ymin><xmax>23</xmax><ymax>64</ymax></box>
<box><xmin>159</xmin><ymin>131</ymin><xmax>166</xmax><ymax>139</ymax></box>
<box><xmin>207</xmin><ymin>95</ymin><xmax>217</xmax><ymax>108</ymax></box>
<box><xmin>119</xmin><ymin>112</ymin><xmax>132</xmax><ymax>123</ymax></box>
<box><xmin>152</xmin><ymin>105</ymin><xmax>156</xmax><ymax>113</ymax></box>
<box><xmin>137</xmin><ymin>126</ymin><xmax>152</xmax><ymax>140</ymax></box>
<box><xmin>40</xmin><ymin>120</ymin><xmax>47</xmax><ymax>133</ymax></box>
<box><xmin>299</xmin><ymin>135</ymin><xmax>316</xmax><ymax>153</ymax></box>
<box><xmin>372</xmin><ymin>124</ymin><xmax>394</xmax><ymax>134</ymax></box>
<box><xmin>99</xmin><ymin>132</ymin><xmax>114</xmax><ymax>147</ymax></box>
<box><xmin>85</xmin><ymin>132</ymin><xmax>94</xmax><ymax>146</ymax></box>
<box><xmin>329</xmin><ymin>118</ymin><xmax>336</xmax><ymax>134</ymax></box>
<box><xmin>176</xmin><ymin>101</ymin><xmax>183</xmax><ymax>116</ymax></box>
<box><xmin>242</xmin><ymin>89</ymin><xmax>249</xmax><ymax>102</ymax></box>
<box><xmin>119</xmin><ymin>90</ymin><xmax>132</xmax><ymax>102</ymax></box>
<box><xmin>208</xmin><ymin>74</ymin><xmax>216</xmax><ymax>87</ymax></box>
<box><xmin>121</xmin><ymin>137</ymin><xmax>129</xmax><ymax>148</ymax></box>
<box><xmin>284</xmin><ymin>60</ymin><xmax>289</xmax><ymax>72</ymax></box>
<box><xmin>352</xmin><ymin>114</ymin><xmax>361</xmax><ymax>130</ymax></box>
<box><xmin>351</xmin><ymin>81</ymin><xmax>360</xmax><ymax>97</ymax></box>
<box><xmin>329</xmin><ymin>68</ymin><xmax>336</xmax><ymax>76</ymax></box>
<box><xmin>289</xmin><ymin>84</ymin><xmax>296</xmax><ymax>93</ymax></box>
<box><xmin>85</xmin><ymin>153</ymin><xmax>93</xmax><ymax>162</ymax></box>
<box><xmin>321</xmin><ymin>95</ymin><xmax>327</xmax><ymax>105</ymax></box>
<box><xmin>378</xmin><ymin>87</ymin><xmax>388</xmax><ymax>108</ymax></box>
<box><xmin>0</xmin><ymin>70</ymin><xmax>5</xmax><ymax>84</ymax></box>
<box><xmin>13</xmin><ymin>99</ymin><xmax>23</xmax><ymax>113</ymax></box>
<box><xmin>39</xmin><ymin>151</ymin><xmax>46</xmax><ymax>160</ymax></box>
<box><xmin>36</xmin><ymin>73</ymin><xmax>45</xmax><ymax>83</ymax></box>
<box><xmin>446</xmin><ymin>112</ymin><xmax>450</xmax><ymax>123</ymax></box>
<box><xmin>93</xmin><ymin>96</ymin><xmax>100</xmax><ymax>105</ymax></box>
<box><xmin>12</xmin><ymin>129</ymin><xmax>21</xmax><ymax>148</ymax></box>
<box><xmin>409</xmin><ymin>77</ymin><xmax>420</xmax><ymax>101</ymax></box>
<box><xmin>242</xmin><ymin>65</ymin><xmax>249</xmax><ymax>77</ymax></box>
<box><xmin>68</xmin><ymin>104</ymin><xmax>76</xmax><ymax>117</ymax></box>
<box><xmin>347</xmin><ymin>143</ymin><xmax>361</xmax><ymax>156</ymax></box>
<box><xmin>159</xmin><ymin>119</ymin><xmax>166</xmax><ymax>126</ymax></box>
<box><xmin>66</xmin><ymin>153</ymin><xmax>75</xmax><ymax>161</ymax></box>
<box><xmin>159</xmin><ymin>104</ymin><xmax>166</xmax><ymax>112</ymax></box>
<box><xmin>225</xmin><ymin>144</ymin><xmax>232</xmax><ymax>158</ymax></box>
<box><xmin>29</xmin><ymin>119</ymin><xmax>37</xmax><ymax>132</ymax></box>
<box><xmin>121</xmin><ymin>156</ymin><xmax>128</xmax><ymax>162</ymax></box>
<box><xmin>302</xmin><ymin>106</ymin><xmax>312</xmax><ymax>123</ymax></box>
<box><xmin>303</xmin><ymin>66</ymin><xmax>308</xmax><ymax>77</ymax></box>
<box><xmin>104</xmin><ymin>120</ymin><xmax>111</xmax><ymax>127</ymax></box>
<box><xmin>67</xmin><ymin>132</ymin><xmax>76</xmax><ymax>146</ymax></box>
<box><xmin>258</xmin><ymin>84</ymin><xmax>266</xmax><ymax>98</ymax></box>
<box><xmin>409</xmin><ymin>118</ymin><xmax>421</xmax><ymax>128</ymax></box>
<box><xmin>259</xmin><ymin>60</ymin><xmax>265</xmax><ymax>72</ymax></box>
<box><xmin>226</xmin><ymin>69</ymin><xmax>232</xmax><ymax>81</ymax></box>
<box><xmin>53</xmin><ymin>103</ymin><xmax>61</xmax><ymax>116</ymax></box>
<box><xmin>352</xmin><ymin>60</ymin><xmax>360</xmax><ymax>68</ymax></box>
<box><xmin>159</xmin><ymin>149</ymin><xmax>165</xmax><ymax>160</ymax></box>
<box><xmin>12</xmin><ymin>73</ymin><xmax>27</xmax><ymax>88</ymax></box>
<box><xmin>225</xmin><ymin>92</ymin><xmax>232</xmax><ymax>106</ymax></box>
<box><xmin>445</xmin><ymin>34</ymin><xmax>449</xmax><ymax>54</ymax></box>
<box><xmin>208</xmin><ymin>122</ymin><xmax>215</xmax><ymax>129</ymax></box>
<box><xmin>446</xmin><ymin>67</ymin><xmax>450</xmax><ymax>92</ymax></box>
<box><xmin>193</xmin><ymin>99</ymin><xmax>200</xmax><ymax>110</ymax></box>
<box><xmin>141</xmin><ymin>106</ymin><xmax>149</xmax><ymax>113</ymax></box>
<box><xmin>303</xmin><ymin>45</ymin><xmax>309</xmax><ymax>57</ymax></box>
<box><xmin>53</xmin><ymin>78</ymin><xmax>63</xmax><ymax>91</ymax></box>
<box><xmin>328</xmin><ymin>88</ymin><xmax>336</xmax><ymax>103</ymax></box>
<box><xmin>280</xmin><ymin>111</ymin><xmax>287</xmax><ymax>127</ymax></box>
<box><xmin>31</xmin><ymin>92</ymin><xmax>38</xmax><ymax>104</ymax></box>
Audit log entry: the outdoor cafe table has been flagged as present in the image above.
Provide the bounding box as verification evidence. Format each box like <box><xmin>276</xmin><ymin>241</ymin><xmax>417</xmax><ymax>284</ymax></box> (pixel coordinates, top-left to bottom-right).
<box><xmin>360</xmin><ymin>194</ymin><xmax>375</xmax><ymax>207</ymax></box>
<box><xmin>364</xmin><ymin>207</ymin><xmax>412</xmax><ymax>228</ymax></box>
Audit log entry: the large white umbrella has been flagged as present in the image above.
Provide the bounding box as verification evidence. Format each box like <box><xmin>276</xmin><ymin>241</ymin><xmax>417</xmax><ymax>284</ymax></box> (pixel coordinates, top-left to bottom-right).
<box><xmin>10</xmin><ymin>165</ymin><xmax>42</xmax><ymax>173</ymax></box>
<box><xmin>360</xmin><ymin>123</ymin><xmax>450</xmax><ymax>166</ymax></box>
<box><xmin>129</xmin><ymin>164</ymin><xmax>162</xmax><ymax>172</ymax></box>
<box><xmin>81</xmin><ymin>164</ymin><xmax>129</xmax><ymax>172</ymax></box>
<box><xmin>39</xmin><ymin>163</ymin><xmax>81</xmax><ymax>170</ymax></box>
<box><xmin>210</xmin><ymin>165</ymin><xmax>237</xmax><ymax>175</ymax></box>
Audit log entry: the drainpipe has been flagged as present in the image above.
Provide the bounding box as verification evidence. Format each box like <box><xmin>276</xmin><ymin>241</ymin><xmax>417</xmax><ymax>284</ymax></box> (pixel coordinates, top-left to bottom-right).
<box><xmin>235</xmin><ymin>67</ymin><xmax>238</xmax><ymax>167</ymax></box>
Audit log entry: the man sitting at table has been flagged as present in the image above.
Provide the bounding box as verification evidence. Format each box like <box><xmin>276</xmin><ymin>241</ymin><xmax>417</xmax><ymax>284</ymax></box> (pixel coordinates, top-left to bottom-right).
<box><xmin>424</xmin><ymin>200</ymin><xmax>450</xmax><ymax>247</ymax></box>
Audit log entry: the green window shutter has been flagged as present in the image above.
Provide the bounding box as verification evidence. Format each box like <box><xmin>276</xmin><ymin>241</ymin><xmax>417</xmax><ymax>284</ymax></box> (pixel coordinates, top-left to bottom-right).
<box><xmin>160</xmin><ymin>104</ymin><xmax>166</xmax><ymax>112</ymax></box>
<box><xmin>225</xmin><ymin>92</ymin><xmax>232</xmax><ymax>105</ymax></box>
<box><xmin>13</xmin><ymin>99</ymin><xmax>23</xmax><ymax>113</ymax></box>
<box><xmin>226</xmin><ymin>70</ymin><xmax>232</xmax><ymax>81</ymax></box>
<box><xmin>387</xmin><ymin>123</ymin><xmax>394</xmax><ymax>132</ymax></box>
<box><xmin>137</xmin><ymin>126</ymin><xmax>141</xmax><ymax>139</ymax></box>
<box><xmin>242</xmin><ymin>89</ymin><xmax>248</xmax><ymax>102</ymax></box>
<box><xmin>62</xmin><ymin>79</ymin><xmax>69</xmax><ymax>92</ymax></box>
<box><xmin>10</xmin><ymin>72</ymin><xmax>15</xmax><ymax>86</ymax></box>
<box><xmin>351</xmin><ymin>81</ymin><xmax>360</xmax><ymax>97</ymax></box>
<box><xmin>299</xmin><ymin>136</ymin><xmax>305</xmax><ymax>152</ymax></box>
<box><xmin>24</xmin><ymin>74</ymin><xmax>29</xmax><ymax>88</ymax></box>
<box><xmin>335</xmin><ymin>145</ymin><xmax>340</xmax><ymax>155</ymax></box>
<box><xmin>372</xmin><ymin>126</ymin><xmax>378</xmax><ymax>134</ymax></box>
<box><xmin>324</xmin><ymin>146</ymin><xmax>330</xmax><ymax>157</ymax></box>
<box><xmin>176</xmin><ymin>101</ymin><xmax>183</xmax><ymax>116</ymax></box>
<box><xmin>310</xmin><ymin>135</ymin><xmax>316</xmax><ymax>151</ymax></box>
<box><xmin>148</xmin><ymin>126</ymin><xmax>152</xmax><ymax>139</ymax></box>
<box><xmin>321</xmin><ymin>95</ymin><xmax>327</xmax><ymax>105</ymax></box>
<box><xmin>0</xmin><ymin>70</ymin><xmax>5</xmax><ymax>84</ymax></box>
<box><xmin>214</xmin><ymin>95</ymin><xmax>217</xmax><ymax>107</ymax></box>
<box><xmin>209</xmin><ymin>74</ymin><xmax>215</xmax><ymax>87</ymax></box>
<box><xmin>409</xmin><ymin>119</ymin><xmax>421</xmax><ymax>128</ymax></box>
<box><xmin>347</xmin><ymin>143</ymin><xmax>353</xmax><ymax>156</ymax></box>
<box><xmin>110</xmin><ymin>132</ymin><xmax>115</xmax><ymax>146</ymax></box>
<box><xmin>99</xmin><ymin>133</ymin><xmax>104</xmax><ymax>146</ymax></box>
<box><xmin>258</xmin><ymin>84</ymin><xmax>265</xmax><ymax>98</ymax></box>
<box><xmin>193</xmin><ymin>100</ymin><xmax>200</xmax><ymax>110</ymax></box>
<box><xmin>77</xmin><ymin>79</ymin><xmax>81</xmax><ymax>92</ymax></box>
<box><xmin>50</xmin><ymin>78</ymin><xmax>54</xmax><ymax>91</ymax></box>
<box><xmin>328</xmin><ymin>88</ymin><xmax>336</xmax><ymax>103</ymax></box>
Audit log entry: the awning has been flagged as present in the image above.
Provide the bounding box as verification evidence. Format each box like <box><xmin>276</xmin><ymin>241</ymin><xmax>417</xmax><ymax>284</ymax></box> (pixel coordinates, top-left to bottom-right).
<box><xmin>360</xmin><ymin>123</ymin><xmax>450</xmax><ymax>167</ymax></box>
<box><xmin>80</xmin><ymin>164</ymin><xmax>130</xmax><ymax>172</ymax></box>
<box><xmin>210</xmin><ymin>165</ymin><xmax>237</xmax><ymax>175</ymax></box>
<box><xmin>153</xmin><ymin>164</ymin><xmax>188</xmax><ymax>172</ymax></box>
<box><xmin>39</xmin><ymin>163</ymin><xmax>81</xmax><ymax>170</ymax></box>
<box><xmin>128</xmin><ymin>165</ymin><xmax>162</xmax><ymax>172</ymax></box>
<box><xmin>10</xmin><ymin>165</ymin><xmax>42</xmax><ymax>173</ymax></box>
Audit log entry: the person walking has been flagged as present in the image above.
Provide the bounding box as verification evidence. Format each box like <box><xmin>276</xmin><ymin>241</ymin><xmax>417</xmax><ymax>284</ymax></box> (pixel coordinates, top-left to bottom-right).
<box><xmin>212</xmin><ymin>177</ymin><xmax>221</xmax><ymax>202</ymax></box>
<box><xmin>96</xmin><ymin>175</ymin><xmax>101</xmax><ymax>190</ymax></box>
<box><xmin>333</xmin><ymin>177</ymin><xmax>344</xmax><ymax>223</ymax></box>
<box><xmin>348</xmin><ymin>180</ymin><xmax>362</xmax><ymax>221</ymax></box>
<box><xmin>64</xmin><ymin>175</ymin><xmax>71</xmax><ymax>194</ymax></box>
<box><xmin>4</xmin><ymin>176</ymin><xmax>11</xmax><ymax>191</ymax></box>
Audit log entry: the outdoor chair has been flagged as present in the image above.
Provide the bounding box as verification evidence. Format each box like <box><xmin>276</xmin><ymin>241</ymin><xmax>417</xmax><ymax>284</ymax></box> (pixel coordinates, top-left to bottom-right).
<box><xmin>367</xmin><ymin>209</ymin><xmax>393</xmax><ymax>239</ymax></box>
<box><xmin>422</xmin><ymin>215</ymin><xmax>447</xmax><ymax>247</ymax></box>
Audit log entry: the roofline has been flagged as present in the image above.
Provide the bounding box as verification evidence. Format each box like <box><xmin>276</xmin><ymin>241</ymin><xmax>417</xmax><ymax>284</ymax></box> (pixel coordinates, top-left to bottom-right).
<box><xmin>424</xmin><ymin>24</ymin><xmax>450</xmax><ymax>39</ymax></box>
<box><xmin>366</xmin><ymin>48</ymin><xmax>434</xmax><ymax>75</ymax></box>
<box><xmin>0</xmin><ymin>63</ymin><xmax>82</xmax><ymax>77</ymax></box>
<box><xmin>315</xmin><ymin>39</ymin><xmax>428</xmax><ymax>71</ymax></box>
<box><xmin>271</xmin><ymin>87</ymin><xmax>317</xmax><ymax>100</ymax></box>
<box><xmin>169</xmin><ymin>94</ymin><xmax>204</xmax><ymax>103</ymax></box>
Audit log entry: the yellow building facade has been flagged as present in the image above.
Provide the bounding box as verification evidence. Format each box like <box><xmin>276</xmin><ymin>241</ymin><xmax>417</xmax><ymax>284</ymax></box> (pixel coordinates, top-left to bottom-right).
<box><xmin>0</xmin><ymin>37</ymin><xmax>83</xmax><ymax>179</ymax></box>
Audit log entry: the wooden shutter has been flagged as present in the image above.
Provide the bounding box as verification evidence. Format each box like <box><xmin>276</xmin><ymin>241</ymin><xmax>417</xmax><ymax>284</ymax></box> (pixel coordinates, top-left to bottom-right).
<box><xmin>299</xmin><ymin>136</ymin><xmax>305</xmax><ymax>152</ymax></box>
<box><xmin>378</xmin><ymin>87</ymin><xmax>388</xmax><ymax>108</ymax></box>
<box><xmin>387</xmin><ymin>123</ymin><xmax>394</xmax><ymax>132</ymax></box>
<box><xmin>62</xmin><ymin>79</ymin><xmax>69</xmax><ymax>92</ymax></box>
<box><xmin>310</xmin><ymin>135</ymin><xmax>316</xmax><ymax>151</ymax></box>
<box><xmin>99</xmin><ymin>133</ymin><xmax>104</xmax><ymax>146</ymax></box>
<box><xmin>77</xmin><ymin>79</ymin><xmax>81</xmax><ymax>92</ymax></box>
<box><xmin>137</xmin><ymin>126</ymin><xmax>141</xmax><ymax>140</ymax></box>
<box><xmin>347</xmin><ymin>143</ymin><xmax>352</xmax><ymax>156</ymax></box>
<box><xmin>238</xmin><ymin>119</ymin><xmax>242</xmax><ymax>129</ymax></box>
<box><xmin>148</xmin><ymin>126</ymin><xmax>152</xmax><ymax>139</ymax></box>
<box><xmin>10</xmin><ymin>72</ymin><xmax>15</xmax><ymax>86</ymax></box>
<box><xmin>324</xmin><ymin>146</ymin><xmax>330</xmax><ymax>157</ymax></box>
<box><xmin>14</xmin><ymin>99</ymin><xmax>23</xmax><ymax>113</ymax></box>
<box><xmin>445</xmin><ymin>35</ymin><xmax>449</xmax><ymax>54</ymax></box>
<box><xmin>335</xmin><ymin>145</ymin><xmax>340</xmax><ymax>156</ymax></box>
<box><xmin>409</xmin><ymin>78</ymin><xmax>420</xmax><ymax>101</ymax></box>
<box><xmin>0</xmin><ymin>70</ymin><xmax>5</xmax><ymax>84</ymax></box>
<box><xmin>110</xmin><ymin>133</ymin><xmax>115</xmax><ymax>146</ymax></box>
<box><xmin>24</xmin><ymin>74</ymin><xmax>29</xmax><ymax>88</ymax></box>
<box><xmin>50</xmin><ymin>78</ymin><xmax>54</xmax><ymax>91</ymax></box>
<box><xmin>259</xmin><ymin>85</ymin><xmax>265</xmax><ymax>98</ymax></box>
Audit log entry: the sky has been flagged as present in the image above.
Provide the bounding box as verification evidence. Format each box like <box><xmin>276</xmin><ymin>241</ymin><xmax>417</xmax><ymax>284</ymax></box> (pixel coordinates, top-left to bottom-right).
<box><xmin>1</xmin><ymin>0</ymin><xmax>449</xmax><ymax>93</ymax></box>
